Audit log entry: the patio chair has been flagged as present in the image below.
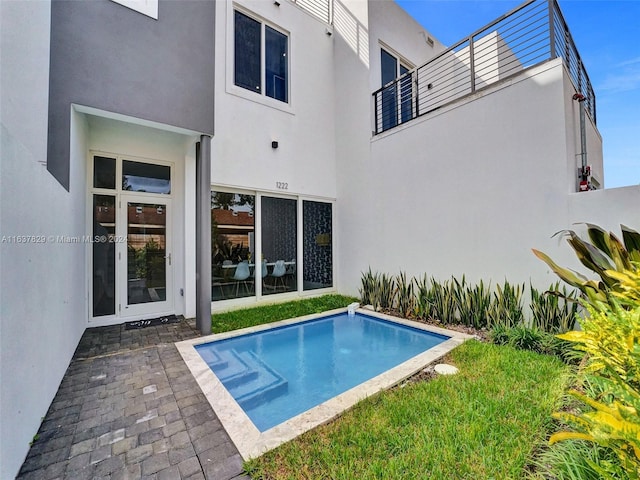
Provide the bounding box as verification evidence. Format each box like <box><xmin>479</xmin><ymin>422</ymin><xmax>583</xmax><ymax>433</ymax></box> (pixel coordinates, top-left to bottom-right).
<box><xmin>269</xmin><ymin>260</ymin><xmax>287</xmax><ymax>290</ymax></box>
<box><xmin>232</xmin><ymin>261</ymin><xmax>251</xmax><ymax>296</ymax></box>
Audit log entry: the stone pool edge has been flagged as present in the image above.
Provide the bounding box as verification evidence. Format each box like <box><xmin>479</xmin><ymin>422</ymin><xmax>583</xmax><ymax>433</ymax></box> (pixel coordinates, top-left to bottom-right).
<box><xmin>175</xmin><ymin>307</ymin><xmax>473</xmax><ymax>460</ymax></box>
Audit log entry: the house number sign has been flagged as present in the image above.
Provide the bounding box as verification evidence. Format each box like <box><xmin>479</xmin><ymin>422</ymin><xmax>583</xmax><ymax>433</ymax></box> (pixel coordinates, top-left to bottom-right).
<box><xmin>276</xmin><ymin>181</ymin><xmax>289</xmax><ymax>190</ymax></box>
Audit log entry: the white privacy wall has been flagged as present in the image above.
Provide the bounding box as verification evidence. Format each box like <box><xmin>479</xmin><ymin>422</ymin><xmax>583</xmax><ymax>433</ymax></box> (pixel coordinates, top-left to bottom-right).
<box><xmin>0</xmin><ymin>2</ymin><xmax>87</xmax><ymax>477</ymax></box>
<box><xmin>334</xmin><ymin>0</ymin><xmax>446</xmax><ymax>294</ymax></box>
<box><xmin>211</xmin><ymin>0</ymin><xmax>337</xmax><ymax>199</ymax></box>
<box><xmin>338</xmin><ymin>58</ymin><xmax>593</xmax><ymax>296</ymax></box>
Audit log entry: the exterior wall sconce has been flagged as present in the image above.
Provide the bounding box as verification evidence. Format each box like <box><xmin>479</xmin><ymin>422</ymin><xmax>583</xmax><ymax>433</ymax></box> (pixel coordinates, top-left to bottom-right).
<box><xmin>274</xmin><ymin>1</ymin><xmax>280</xmax><ymax>6</ymax></box>
<box><xmin>272</xmin><ymin>141</ymin><xmax>279</xmax><ymax>149</ymax></box>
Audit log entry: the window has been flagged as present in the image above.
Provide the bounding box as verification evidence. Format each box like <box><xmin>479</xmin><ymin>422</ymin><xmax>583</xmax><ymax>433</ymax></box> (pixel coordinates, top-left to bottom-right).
<box><xmin>380</xmin><ymin>48</ymin><xmax>413</xmax><ymax>131</ymax></box>
<box><xmin>234</xmin><ymin>10</ymin><xmax>289</xmax><ymax>103</ymax></box>
<box><xmin>303</xmin><ymin>201</ymin><xmax>332</xmax><ymax>291</ymax></box>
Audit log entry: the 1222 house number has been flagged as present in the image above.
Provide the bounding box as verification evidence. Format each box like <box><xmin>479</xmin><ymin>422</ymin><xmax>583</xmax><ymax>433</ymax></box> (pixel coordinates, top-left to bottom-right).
<box><xmin>276</xmin><ymin>182</ymin><xmax>289</xmax><ymax>190</ymax></box>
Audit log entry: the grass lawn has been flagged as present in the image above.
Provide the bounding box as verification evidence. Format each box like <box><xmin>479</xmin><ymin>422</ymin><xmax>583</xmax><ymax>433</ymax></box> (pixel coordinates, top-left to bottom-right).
<box><xmin>211</xmin><ymin>294</ymin><xmax>358</xmax><ymax>333</ymax></box>
<box><xmin>245</xmin><ymin>340</ymin><xmax>570</xmax><ymax>480</ymax></box>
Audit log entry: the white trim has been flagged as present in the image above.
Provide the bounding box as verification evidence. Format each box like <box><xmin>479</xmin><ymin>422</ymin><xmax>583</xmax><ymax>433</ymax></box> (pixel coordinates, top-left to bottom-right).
<box><xmin>110</xmin><ymin>0</ymin><xmax>158</xmax><ymax>20</ymax></box>
<box><xmin>226</xmin><ymin>3</ymin><xmax>294</xmax><ymax>114</ymax></box>
<box><xmin>210</xmin><ymin>186</ymin><xmax>337</xmax><ymax>309</ymax></box>
<box><xmin>73</xmin><ymin>104</ymin><xmax>204</xmax><ymax>136</ymax></box>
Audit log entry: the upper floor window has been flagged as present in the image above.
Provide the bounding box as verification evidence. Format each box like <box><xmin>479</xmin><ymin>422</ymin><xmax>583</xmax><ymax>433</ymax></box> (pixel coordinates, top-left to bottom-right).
<box><xmin>380</xmin><ymin>48</ymin><xmax>413</xmax><ymax>131</ymax></box>
<box><xmin>234</xmin><ymin>10</ymin><xmax>289</xmax><ymax>103</ymax></box>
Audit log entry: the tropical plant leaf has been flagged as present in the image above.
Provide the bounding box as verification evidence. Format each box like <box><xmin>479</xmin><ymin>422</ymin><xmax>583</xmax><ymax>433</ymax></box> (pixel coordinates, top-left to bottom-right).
<box><xmin>622</xmin><ymin>225</ymin><xmax>640</xmax><ymax>252</ymax></box>
<box><xmin>605</xmin><ymin>232</ymin><xmax>632</xmax><ymax>272</ymax></box>
<box><xmin>549</xmin><ymin>431</ymin><xmax>594</xmax><ymax>445</ymax></box>
<box><xmin>566</xmin><ymin>232</ymin><xmax>617</xmax><ymax>287</ymax></box>
<box><xmin>584</xmin><ymin>223</ymin><xmax>612</xmax><ymax>258</ymax></box>
<box><xmin>532</xmin><ymin>249</ymin><xmax>590</xmax><ymax>288</ymax></box>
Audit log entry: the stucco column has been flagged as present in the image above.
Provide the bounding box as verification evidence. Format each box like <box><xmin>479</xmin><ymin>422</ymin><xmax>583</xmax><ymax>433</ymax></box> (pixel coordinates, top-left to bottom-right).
<box><xmin>195</xmin><ymin>135</ymin><xmax>212</xmax><ymax>335</ymax></box>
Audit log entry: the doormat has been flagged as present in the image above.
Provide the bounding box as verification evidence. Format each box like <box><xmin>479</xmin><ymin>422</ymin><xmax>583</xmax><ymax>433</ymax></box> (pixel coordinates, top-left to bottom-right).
<box><xmin>125</xmin><ymin>314</ymin><xmax>180</xmax><ymax>330</ymax></box>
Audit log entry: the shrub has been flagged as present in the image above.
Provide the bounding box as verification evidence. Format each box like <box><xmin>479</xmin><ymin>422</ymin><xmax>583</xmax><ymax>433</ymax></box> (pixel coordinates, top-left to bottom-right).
<box><xmin>414</xmin><ymin>274</ymin><xmax>433</xmax><ymax>321</ymax></box>
<box><xmin>395</xmin><ymin>271</ymin><xmax>415</xmax><ymax>318</ymax></box>
<box><xmin>530</xmin><ymin>282</ymin><xmax>579</xmax><ymax>333</ymax></box>
<box><xmin>532</xmin><ymin>224</ymin><xmax>640</xmax><ymax>303</ymax></box>
<box><xmin>453</xmin><ymin>276</ymin><xmax>492</xmax><ymax>329</ymax></box>
<box><xmin>488</xmin><ymin>280</ymin><xmax>524</xmax><ymax>329</ymax></box>
<box><xmin>358</xmin><ymin>268</ymin><xmax>395</xmax><ymax>311</ymax></box>
<box><xmin>359</xmin><ymin>268</ymin><xmax>377</xmax><ymax>306</ymax></box>
<box><xmin>430</xmin><ymin>278</ymin><xmax>458</xmax><ymax>325</ymax></box>
<box><xmin>534</xmin><ymin>225</ymin><xmax>640</xmax><ymax>479</ymax></box>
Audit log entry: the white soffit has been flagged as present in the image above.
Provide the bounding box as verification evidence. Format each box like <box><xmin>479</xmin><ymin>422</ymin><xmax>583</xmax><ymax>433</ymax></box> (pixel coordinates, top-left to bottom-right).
<box><xmin>111</xmin><ymin>0</ymin><xmax>158</xmax><ymax>20</ymax></box>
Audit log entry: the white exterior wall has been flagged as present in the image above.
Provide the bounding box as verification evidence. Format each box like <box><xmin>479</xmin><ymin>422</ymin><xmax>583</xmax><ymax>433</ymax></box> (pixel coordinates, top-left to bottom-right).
<box><xmin>339</xmin><ymin>58</ymin><xmax>588</xmax><ymax>295</ymax></box>
<box><xmin>332</xmin><ymin>0</ymin><xmax>372</xmax><ymax>295</ymax></box>
<box><xmin>568</xmin><ymin>186</ymin><xmax>640</xmax><ymax>234</ymax></box>
<box><xmin>368</xmin><ymin>0</ymin><xmax>444</xmax><ymax>90</ymax></box>
<box><xmin>0</xmin><ymin>2</ymin><xmax>87</xmax><ymax>477</ymax></box>
<box><xmin>212</xmin><ymin>0</ymin><xmax>337</xmax><ymax>199</ymax></box>
<box><xmin>334</xmin><ymin>0</ymin><xmax>445</xmax><ymax>293</ymax></box>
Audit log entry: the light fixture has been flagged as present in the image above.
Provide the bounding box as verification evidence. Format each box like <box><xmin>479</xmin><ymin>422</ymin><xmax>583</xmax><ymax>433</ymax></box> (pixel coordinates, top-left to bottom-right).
<box><xmin>274</xmin><ymin>1</ymin><xmax>280</xmax><ymax>6</ymax></box>
<box><xmin>272</xmin><ymin>141</ymin><xmax>279</xmax><ymax>149</ymax></box>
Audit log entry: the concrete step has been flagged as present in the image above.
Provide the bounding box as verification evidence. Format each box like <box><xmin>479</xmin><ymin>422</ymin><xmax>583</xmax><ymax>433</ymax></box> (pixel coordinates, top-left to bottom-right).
<box><xmin>203</xmin><ymin>348</ymin><xmax>288</xmax><ymax>411</ymax></box>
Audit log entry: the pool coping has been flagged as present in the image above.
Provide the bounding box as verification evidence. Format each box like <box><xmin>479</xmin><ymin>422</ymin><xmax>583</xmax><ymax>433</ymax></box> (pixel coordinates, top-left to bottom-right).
<box><xmin>175</xmin><ymin>307</ymin><xmax>473</xmax><ymax>460</ymax></box>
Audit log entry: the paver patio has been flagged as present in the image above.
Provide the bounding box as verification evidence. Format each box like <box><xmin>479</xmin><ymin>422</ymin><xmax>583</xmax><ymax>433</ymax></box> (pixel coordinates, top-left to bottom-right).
<box><xmin>16</xmin><ymin>319</ymin><xmax>250</xmax><ymax>480</ymax></box>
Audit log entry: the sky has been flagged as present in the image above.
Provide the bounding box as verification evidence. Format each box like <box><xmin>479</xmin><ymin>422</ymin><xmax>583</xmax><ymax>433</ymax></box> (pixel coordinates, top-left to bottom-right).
<box><xmin>395</xmin><ymin>0</ymin><xmax>640</xmax><ymax>188</ymax></box>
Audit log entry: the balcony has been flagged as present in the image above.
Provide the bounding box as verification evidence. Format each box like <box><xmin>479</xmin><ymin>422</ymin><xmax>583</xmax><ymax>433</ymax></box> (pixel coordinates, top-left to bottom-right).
<box><xmin>373</xmin><ymin>0</ymin><xmax>596</xmax><ymax>135</ymax></box>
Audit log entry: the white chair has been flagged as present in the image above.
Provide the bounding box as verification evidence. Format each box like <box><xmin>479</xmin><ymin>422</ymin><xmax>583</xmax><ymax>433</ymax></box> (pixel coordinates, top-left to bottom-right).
<box><xmin>285</xmin><ymin>259</ymin><xmax>296</xmax><ymax>287</ymax></box>
<box><xmin>232</xmin><ymin>261</ymin><xmax>251</xmax><ymax>296</ymax></box>
<box><xmin>270</xmin><ymin>260</ymin><xmax>287</xmax><ymax>290</ymax></box>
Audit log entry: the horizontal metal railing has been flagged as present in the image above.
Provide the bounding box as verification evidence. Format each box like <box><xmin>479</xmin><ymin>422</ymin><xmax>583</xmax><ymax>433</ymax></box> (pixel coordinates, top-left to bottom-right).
<box><xmin>373</xmin><ymin>0</ymin><xmax>596</xmax><ymax>135</ymax></box>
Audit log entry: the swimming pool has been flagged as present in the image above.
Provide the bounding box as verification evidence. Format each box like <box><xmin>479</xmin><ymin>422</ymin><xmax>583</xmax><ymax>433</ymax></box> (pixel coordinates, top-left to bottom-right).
<box><xmin>177</xmin><ymin>307</ymin><xmax>471</xmax><ymax>459</ymax></box>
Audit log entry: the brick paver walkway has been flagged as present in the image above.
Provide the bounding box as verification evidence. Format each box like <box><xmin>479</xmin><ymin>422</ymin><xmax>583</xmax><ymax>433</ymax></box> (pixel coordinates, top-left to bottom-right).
<box><xmin>16</xmin><ymin>320</ymin><xmax>250</xmax><ymax>480</ymax></box>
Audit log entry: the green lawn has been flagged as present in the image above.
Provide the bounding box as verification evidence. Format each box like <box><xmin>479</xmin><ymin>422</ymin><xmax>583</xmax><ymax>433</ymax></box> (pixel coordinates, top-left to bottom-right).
<box><xmin>245</xmin><ymin>340</ymin><xmax>570</xmax><ymax>480</ymax></box>
<box><xmin>210</xmin><ymin>295</ymin><xmax>570</xmax><ymax>479</ymax></box>
<box><xmin>211</xmin><ymin>294</ymin><xmax>358</xmax><ymax>333</ymax></box>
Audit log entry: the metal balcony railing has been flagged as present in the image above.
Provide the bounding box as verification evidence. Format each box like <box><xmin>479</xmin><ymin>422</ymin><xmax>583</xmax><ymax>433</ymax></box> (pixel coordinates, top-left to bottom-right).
<box><xmin>373</xmin><ymin>0</ymin><xmax>596</xmax><ymax>135</ymax></box>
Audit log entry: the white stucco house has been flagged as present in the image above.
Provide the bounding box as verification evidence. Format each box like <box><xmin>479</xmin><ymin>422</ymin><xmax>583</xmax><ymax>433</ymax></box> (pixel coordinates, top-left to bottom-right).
<box><xmin>2</xmin><ymin>0</ymin><xmax>639</xmax><ymax>476</ymax></box>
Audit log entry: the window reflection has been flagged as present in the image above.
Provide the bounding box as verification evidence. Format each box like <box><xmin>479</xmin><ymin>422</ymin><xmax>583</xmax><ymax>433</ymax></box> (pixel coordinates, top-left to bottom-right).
<box><xmin>93</xmin><ymin>195</ymin><xmax>116</xmax><ymax>316</ymax></box>
<box><xmin>262</xmin><ymin>196</ymin><xmax>297</xmax><ymax>296</ymax></box>
<box><xmin>94</xmin><ymin>156</ymin><xmax>116</xmax><ymax>189</ymax></box>
<box><xmin>211</xmin><ymin>191</ymin><xmax>255</xmax><ymax>301</ymax></box>
<box><xmin>122</xmin><ymin>160</ymin><xmax>171</xmax><ymax>194</ymax></box>
<box><xmin>303</xmin><ymin>201</ymin><xmax>332</xmax><ymax>290</ymax></box>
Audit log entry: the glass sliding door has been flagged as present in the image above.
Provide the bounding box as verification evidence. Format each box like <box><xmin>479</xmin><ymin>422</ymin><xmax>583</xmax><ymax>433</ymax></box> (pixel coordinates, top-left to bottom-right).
<box><xmin>261</xmin><ymin>196</ymin><xmax>297</xmax><ymax>295</ymax></box>
<box><xmin>211</xmin><ymin>191</ymin><xmax>255</xmax><ymax>301</ymax></box>
<box><xmin>303</xmin><ymin>201</ymin><xmax>333</xmax><ymax>291</ymax></box>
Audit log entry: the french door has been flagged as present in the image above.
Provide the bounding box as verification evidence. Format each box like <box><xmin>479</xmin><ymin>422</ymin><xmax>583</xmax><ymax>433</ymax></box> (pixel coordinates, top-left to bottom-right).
<box><xmin>118</xmin><ymin>195</ymin><xmax>173</xmax><ymax>318</ymax></box>
<box><xmin>90</xmin><ymin>154</ymin><xmax>173</xmax><ymax>322</ymax></box>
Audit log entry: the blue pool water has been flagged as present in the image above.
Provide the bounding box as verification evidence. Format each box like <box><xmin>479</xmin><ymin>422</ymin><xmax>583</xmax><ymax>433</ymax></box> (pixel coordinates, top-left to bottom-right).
<box><xmin>195</xmin><ymin>312</ymin><xmax>449</xmax><ymax>431</ymax></box>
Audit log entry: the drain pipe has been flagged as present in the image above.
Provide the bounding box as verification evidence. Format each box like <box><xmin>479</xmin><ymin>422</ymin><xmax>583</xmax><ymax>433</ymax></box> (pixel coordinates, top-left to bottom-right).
<box><xmin>573</xmin><ymin>93</ymin><xmax>589</xmax><ymax>191</ymax></box>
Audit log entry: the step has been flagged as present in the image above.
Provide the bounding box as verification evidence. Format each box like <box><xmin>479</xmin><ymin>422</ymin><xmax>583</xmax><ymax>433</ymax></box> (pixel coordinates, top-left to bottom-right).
<box><xmin>199</xmin><ymin>347</ymin><xmax>289</xmax><ymax>410</ymax></box>
<box><xmin>202</xmin><ymin>348</ymin><xmax>258</xmax><ymax>389</ymax></box>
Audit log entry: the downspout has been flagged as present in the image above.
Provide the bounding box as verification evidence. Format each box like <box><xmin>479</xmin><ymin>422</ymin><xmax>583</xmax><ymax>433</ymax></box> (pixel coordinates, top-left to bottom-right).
<box><xmin>196</xmin><ymin>136</ymin><xmax>212</xmax><ymax>335</ymax></box>
<box><xmin>572</xmin><ymin>93</ymin><xmax>589</xmax><ymax>191</ymax></box>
